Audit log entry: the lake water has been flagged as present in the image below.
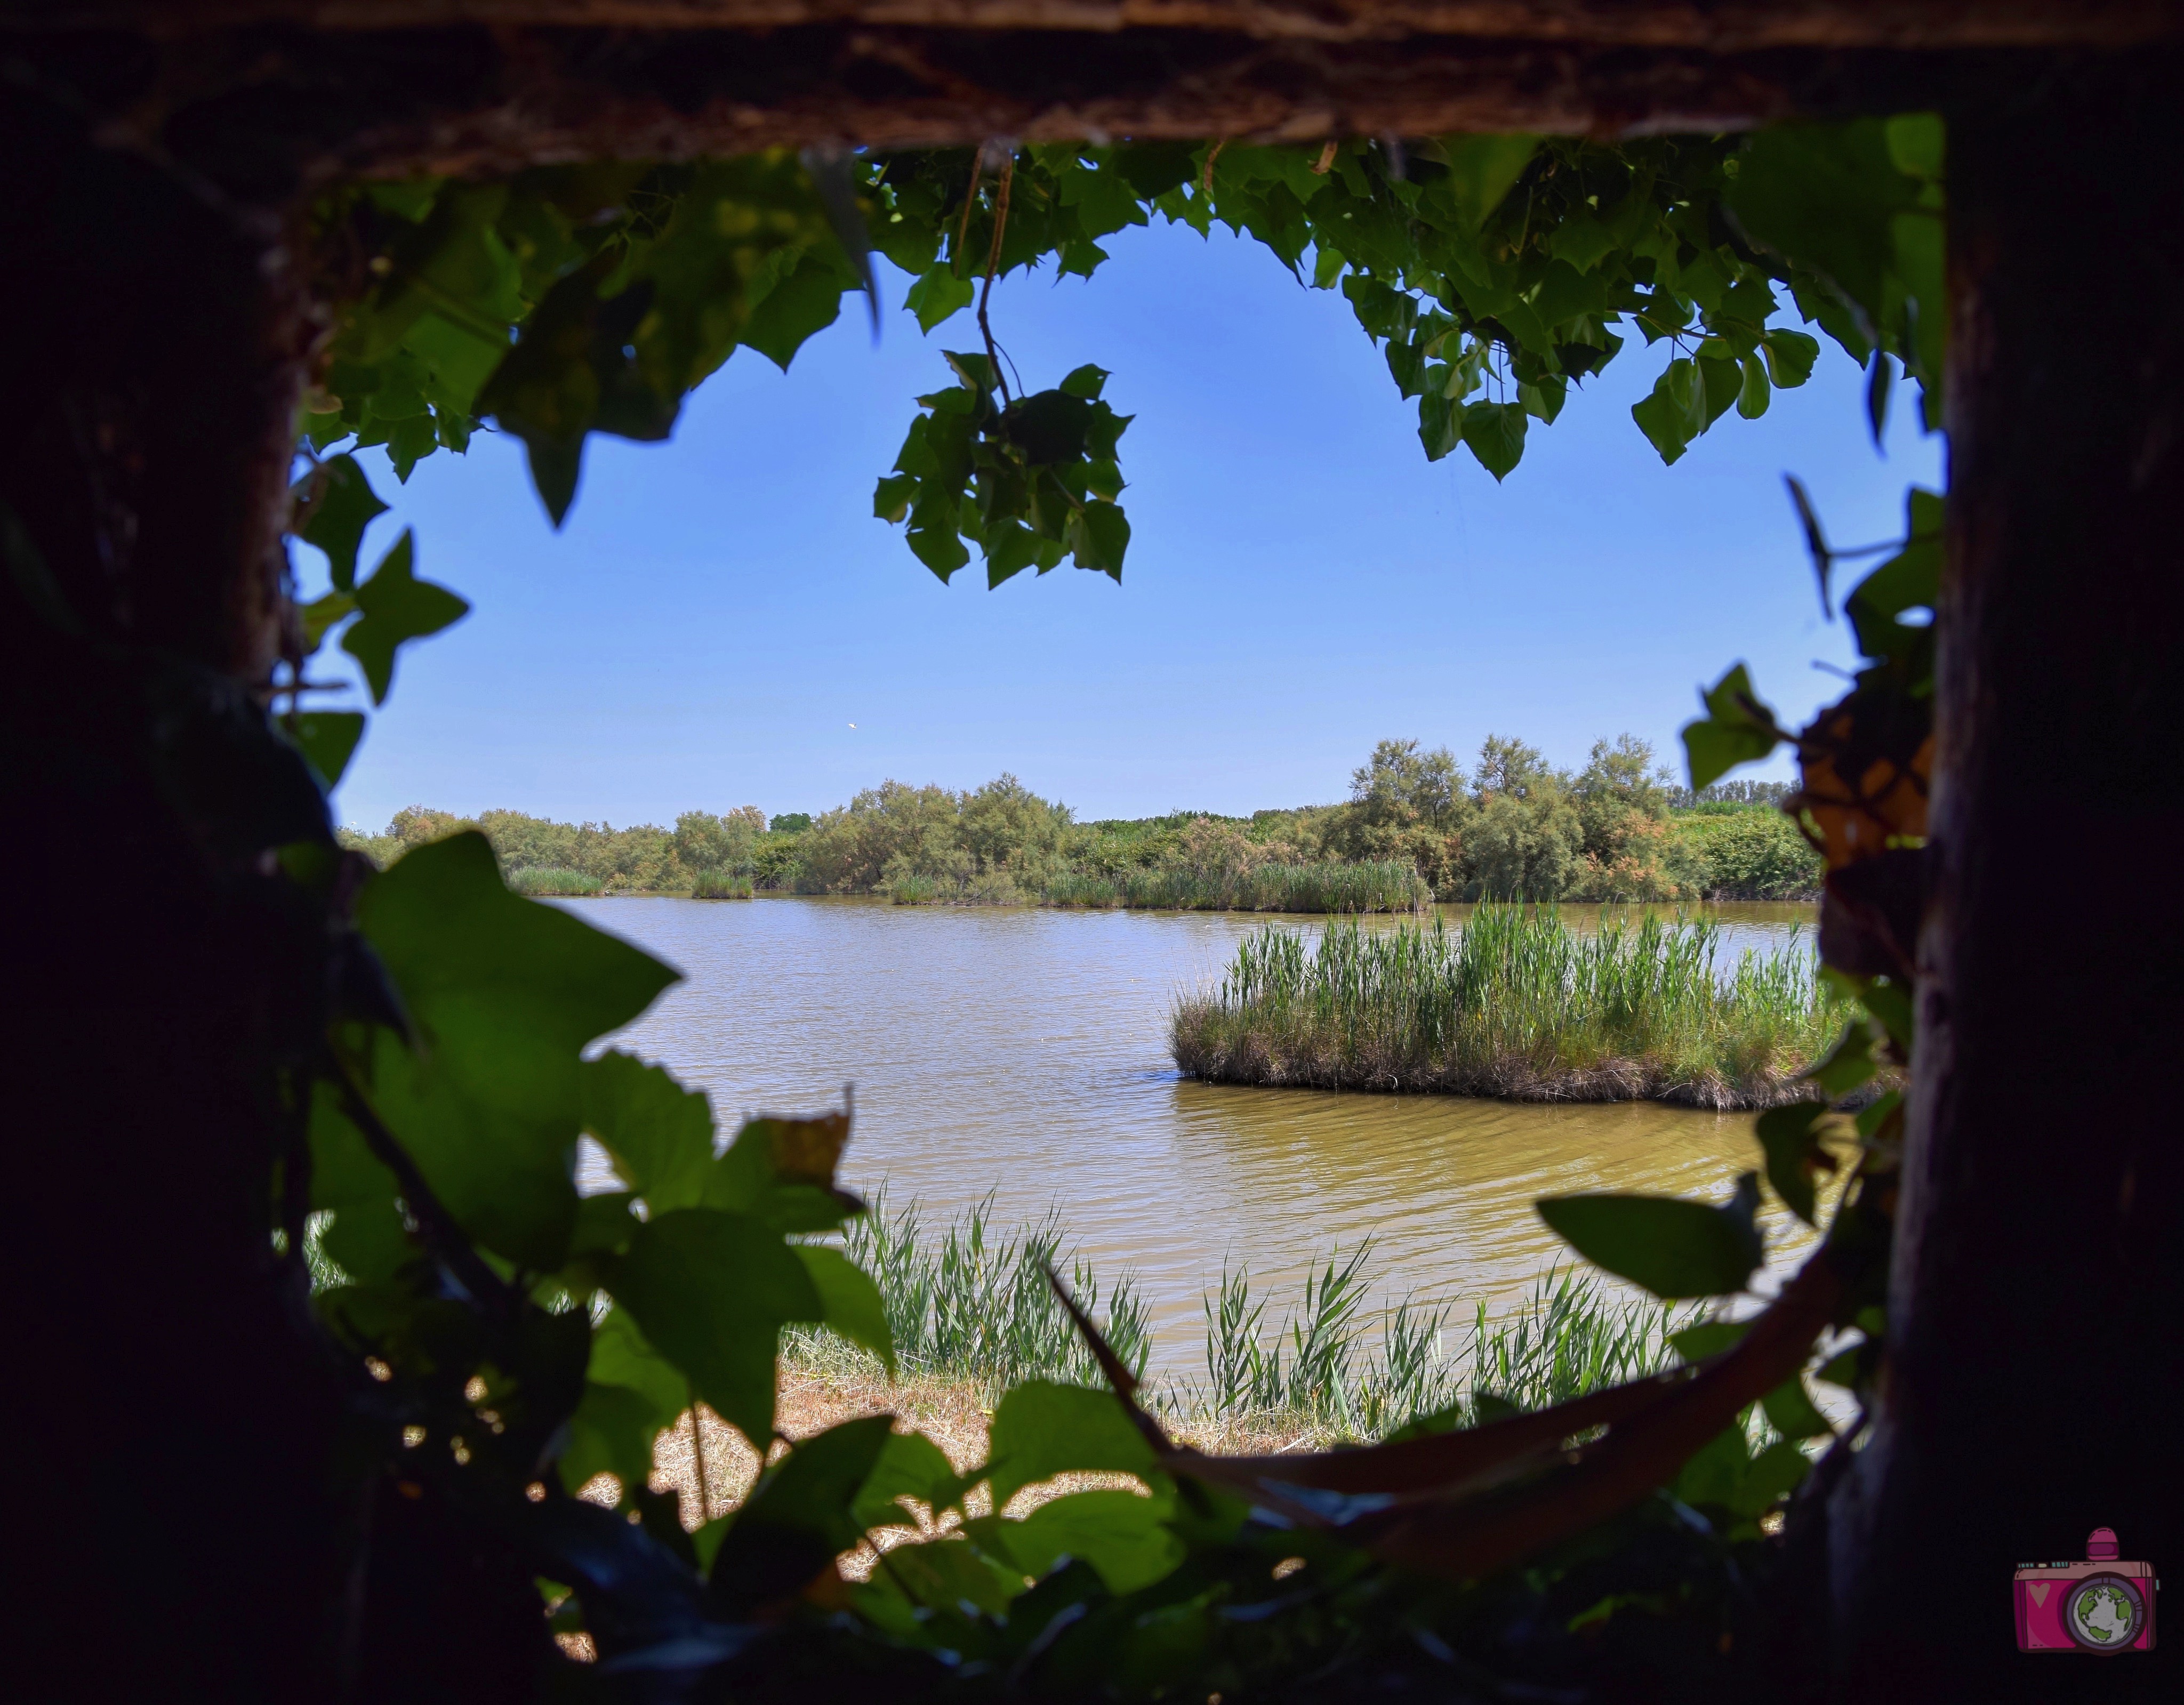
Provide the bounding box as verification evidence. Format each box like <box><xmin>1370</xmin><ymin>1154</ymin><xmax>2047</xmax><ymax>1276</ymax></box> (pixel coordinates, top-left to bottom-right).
<box><xmin>572</xmin><ymin>896</ymin><xmax>1819</xmax><ymax>1372</ymax></box>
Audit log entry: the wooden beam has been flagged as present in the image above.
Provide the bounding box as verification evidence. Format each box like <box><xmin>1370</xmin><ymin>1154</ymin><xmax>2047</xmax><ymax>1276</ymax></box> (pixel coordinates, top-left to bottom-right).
<box><xmin>21</xmin><ymin>1</ymin><xmax>2184</xmax><ymax>52</ymax></box>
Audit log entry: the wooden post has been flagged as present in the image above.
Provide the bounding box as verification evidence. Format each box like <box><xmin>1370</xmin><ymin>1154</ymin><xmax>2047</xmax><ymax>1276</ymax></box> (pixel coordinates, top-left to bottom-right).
<box><xmin>1830</xmin><ymin>74</ymin><xmax>2184</xmax><ymax>1700</ymax></box>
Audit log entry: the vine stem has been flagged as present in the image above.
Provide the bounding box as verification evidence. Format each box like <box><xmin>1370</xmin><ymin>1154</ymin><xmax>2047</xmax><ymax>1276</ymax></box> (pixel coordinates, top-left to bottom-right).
<box><xmin>977</xmin><ymin>149</ymin><xmax>1014</xmax><ymax>407</ymax></box>
<box><xmin>329</xmin><ymin>1052</ymin><xmax>525</xmax><ymax>1331</ymax></box>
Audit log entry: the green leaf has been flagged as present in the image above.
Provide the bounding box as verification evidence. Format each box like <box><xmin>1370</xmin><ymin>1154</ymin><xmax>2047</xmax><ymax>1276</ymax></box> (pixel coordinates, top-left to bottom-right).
<box><xmin>1059</xmin><ymin>364</ymin><xmax>1110</xmax><ymax>399</ymax></box>
<box><xmin>1669</xmin><ymin>1319</ymin><xmax>1750</xmax><ymax>1363</ymax></box>
<box><xmin>1069</xmin><ymin>499</ymin><xmax>1130</xmax><ymax>578</ymax></box>
<box><xmin>872</xmin><ymin>472</ymin><xmax>919</xmax><ymax>522</ymax></box>
<box><xmin>605</xmin><ymin>1208</ymin><xmax>823</xmax><ymax>1444</ymax></box>
<box><xmin>1536</xmin><ymin>1172</ymin><xmax>1764</xmax><ymax>1300</ymax></box>
<box><xmin>560</xmin><ymin>1380</ymin><xmax>662</xmax><ymax>1495</ymax></box>
<box><xmin>569</xmin><ymin>1191</ymin><xmax>640</xmax><ymax>1258</ymax></box>
<box><xmin>1735</xmin><ymin>354</ymin><xmax>1771</xmax><ymax>420</ymax></box>
<box><xmin>1754</xmin><ymin>1101</ymin><xmax>1835</xmax><ymax>1226</ymax></box>
<box><xmin>1761</xmin><ymin>1376</ymin><xmax>1834</xmax><ymax>1441</ymax></box>
<box><xmin>319</xmin><ymin>1197</ymin><xmax>412</xmax><ymax>1286</ymax></box>
<box><xmin>1673</xmin><ymin>1421</ymin><xmax>1750</xmax><ymax>1510</ymax></box>
<box><xmin>582</xmin><ymin>1050</ymin><xmax>717</xmax><ymax>1213</ymax></box>
<box><xmin>1460</xmin><ymin>400</ymin><xmax>1527</xmax><ymax>481</ymax></box>
<box><xmin>1804</xmin><ymin>1019</ymin><xmax>1878</xmax><ymax>1099</ymax></box>
<box><xmin>1725</xmin><ymin>122</ymin><xmax>1917</xmax><ymax>344</ymax></box>
<box><xmin>903</xmin><ymin>266</ymin><xmax>975</xmax><ymax>333</ymax></box>
<box><xmin>1865</xmin><ymin>353</ymin><xmax>1894</xmax><ymax>446</ymax></box>
<box><xmin>299</xmin><ymin>590</ymin><xmax>356</xmax><ymax>655</ymax></box>
<box><xmin>1759</xmin><ymin>328</ymin><xmax>1820</xmax><ymax>389</ymax></box>
<box><xmin>1631</xmin><ymin>358</ymin><xmax>1705</xmax><ymax>464</ymax></box>
<box><xmin>796</xmin><ymin>1245</ymin><xmax>894</xmax><ymax>1371</ymax></box>
<box><xmin>852</xmin><ymin>1429</ymin><xmax>959</xmax><ymax>1531</ymax></box>
<box><xmin>987</xmin><ymin>1489</ymin><xmax>1184</xmax><ymax>1594</ymax></box>
<box><xmin>1435</xmin><ymin>135</ymin><xmax>1538</xmax><ymax>231</ymax></box>
<box><xmin>351</xmin><ymin>832</ymin><xmax>677</xmax><ymax>1265</ymax></box>
<box><xmin>710</xmin><ymin>1414</ymin><xmax>895</xmax><ymax>1610</ymax></box>
<box><xmin>1730</xmin><ymin>1437</ymin><xmax>1812</xmax><ymax>1517</ymax></box>
<box><xmin>984</xmin><ymin>1380</ymin><xmax>1159</xmax><ymax>1510</ymax></box>
<box><xmin>340</xmin><ymin>530</ymin><xmax>469</xmax><ymax>706</ymax></box>
<box><xmin>587</xmin><ymin>1303</ymin><xmax>692</xmax><ymax>1424</ymax></box>
<box><xmin>298</xmin><ymin>454</ymin><xmax>389</xmax><ymax>592</ymax></box>
<box><xmin>1681</xmin><ymin>663</ymin><xmax>1783</xmax><ymax>790</ymax></box>
<box><xmin>742</xmin><ymin>252</ymin><xmax>849</xmax><ymax>371</ymax></box>
<box><xmin>286</xmin><ymin>711</ymin><xmax>366</xmax><ymax>790</ymax></box>
<box><xmin>359</xmin><ymin>831</ymin><xmax>677</xmax><ymax>1050</ymax></box>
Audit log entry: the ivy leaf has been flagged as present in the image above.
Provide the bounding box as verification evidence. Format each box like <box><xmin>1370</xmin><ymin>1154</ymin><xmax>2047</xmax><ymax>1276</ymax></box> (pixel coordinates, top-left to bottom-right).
<box><xmin>1536</xmin><ymin>1172</ymin><xmax>1764</xmax><ymax>1300</ymax></box>
<box><xmin>1762</xmin><ymin>1376</ymin><xmax>1835</xmax><ymax>1441</ymax></box>
<box><xmin>561</xmin><ymin>1380</ymin><xmax>665</xmax><ymax>1496</ymax></box>
<box><xmin>605</xmin><ymin>1208</ymin><xmax>824</xmax><ymax>1444</ymax></box>
<box><xmin>297</xmin><ymin>454</ymin><xmax>389</xmax><ymax>592</ymax></box>
<box><xmin>1804</xmin><ymin>1019</ymin><xmax>1878</xmax><ymax>1099</ymax></box>
<box><xmin>1669</xmin><ymin>1320</ymin><xmax>1749</xmax><ymax>1363</ymax></box>
<box><xmin>709</xmin><ymin>1414</ymin><xmax>895</xmax><ymax>1611</ymax></box>
<box><xmin>286</xmin><ymin>711</ymin><xmax>366</xmax><ymax>790</ymax></box>
<box><xmin>340</xmin><ymin>530</ymin><xmax>469</xmax><ymax>706</ymax></box>
<box><xmin>795</xmin><ymin>1245</ymin><xmax>895</xmax><ymax>1372</ymax></box>
<box><xmin>852</xmin><ymin>1430</ymin><xmax>959</xmax><ymax>1530</ymax></box>
<box><xmin>1631</xmin><ymin>358</ymin><xmax>1706</xmax><ymax>464</ymax></box>
<box><xmin>1059</xmin><ymin>364</ymin><xmax>1110</xmax><ymax>399</ymax></box>
<box><xmin>1754</xmin><ymin>1101</ymin><xmax>1837</xmax><ymax>1226</ymax></box>
<box><xmin>1681</xmin><ymin>663</ymin><xmax>1784</xmax><ymax>790</ymax></box>
<box><xmin>984</xmin><ymin>1380</ymin><xmax>1160</xmax><ymax>1510</ymax></box>
<box><xmin>986</xmin><ymin>1489</ymin><xmax>1184</xmax><ymax>1594</ymax></box>
<box><xmin>741</xmin><ymin>252</ymin><xmax>849</xmax><ymax>371</ymax></box>
<box><xmin>583</xmin><ymin>1050</ymin><xmax>718</xmax><ymax>1213</ymax></box>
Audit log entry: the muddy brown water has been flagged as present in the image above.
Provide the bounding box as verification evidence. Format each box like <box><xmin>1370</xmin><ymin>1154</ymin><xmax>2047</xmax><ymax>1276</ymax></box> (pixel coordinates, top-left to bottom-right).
<box><xmin>570</xmin><ymin>896</ymin><xmax>1822</xmax><ymax>1374</ymax></box>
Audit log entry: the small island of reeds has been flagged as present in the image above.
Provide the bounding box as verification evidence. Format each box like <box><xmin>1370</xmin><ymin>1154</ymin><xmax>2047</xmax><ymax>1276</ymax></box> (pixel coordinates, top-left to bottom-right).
<box><xmin>1171</xmin><ymin>905</ymin><xmax>1845</xmax><ymax>1109</ymax></box>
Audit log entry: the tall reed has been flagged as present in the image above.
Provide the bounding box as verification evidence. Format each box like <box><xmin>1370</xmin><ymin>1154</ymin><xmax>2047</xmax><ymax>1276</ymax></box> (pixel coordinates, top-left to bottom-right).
<box><xmin>786</xmin><ymin>1194</ymin><xmax>1688</xmax><ymax>1442</ymax></box>
<box><xmin>1171</xmin><ymin>904</ymin><xmax>1844</xmax><ymax>1107</ymax></box>
<box><xmin>1042</xmin><ymin>859</ymin><xmax>1431</xmax><ymax>914</ymax></box>
<box><xmin>508</xmin><ymin>866</ymin><xmax>604</xmax><ymax>897</ymax></box>
<box><xmin>690</xmin><ymin>869</ymin><xmax>753</xmax><ymax>899</ymax></box>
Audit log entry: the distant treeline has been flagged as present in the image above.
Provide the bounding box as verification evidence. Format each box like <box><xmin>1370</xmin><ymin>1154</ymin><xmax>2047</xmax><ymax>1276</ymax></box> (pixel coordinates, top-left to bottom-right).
<box><xmin>338</xmin><ymin>734</ymin><xmax>1821</xmax><ymax>905</ymax></box>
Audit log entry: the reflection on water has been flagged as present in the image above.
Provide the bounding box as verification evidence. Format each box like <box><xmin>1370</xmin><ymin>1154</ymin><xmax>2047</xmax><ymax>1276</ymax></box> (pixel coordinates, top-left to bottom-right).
<box><xmin>574</xmin><ymin>896</ymin><xmax>1818</xmax><ymax>1370</ymax></box>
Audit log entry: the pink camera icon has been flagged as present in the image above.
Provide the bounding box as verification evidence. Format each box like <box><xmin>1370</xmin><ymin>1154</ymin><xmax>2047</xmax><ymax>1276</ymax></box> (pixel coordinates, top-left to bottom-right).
<box><xmin>2014</xmin><ymin>1528</ymin><xmax>2157</xmax><ymax>1653</ymax></box>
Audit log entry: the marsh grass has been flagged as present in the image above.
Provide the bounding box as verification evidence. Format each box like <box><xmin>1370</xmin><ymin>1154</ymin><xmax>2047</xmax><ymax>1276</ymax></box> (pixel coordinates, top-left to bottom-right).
<box><xmin>784</xmin><ymin>1195</ymin><xmax>1688</xmax><ymax>1445</ymax></box>
<box><xmin>1172</xmin><ymin>903</ymin><xmax>1843</xmax><ymax>1108</ymax></box>
<box><xmin>508</xmin><ymin>866</ymin><xmax>605</xmax><ymax>897</ymax></box>
<box><xmin>1042</xmin><ymin>859</ymin><xmax>1431</xmax><ymax>914</ymax></box>
<box><xmin>689</xmin><ymin>870</ymin><xmax>753</xmax><ymax>899</ymax></box>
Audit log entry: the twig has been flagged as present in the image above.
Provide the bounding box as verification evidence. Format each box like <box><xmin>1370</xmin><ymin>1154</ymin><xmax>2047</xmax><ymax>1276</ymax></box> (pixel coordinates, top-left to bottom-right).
<box><xmin>1202</xmin><ymin>140</ymin><xmax>1227</xmax><ymax>195</ymax></box>
<box><xmin>954</xmin><ymin>148</ymin><xmax>985</xmax><ymax>275</ymax></box>
<box><xmin>330</xmin><ymin>1052</ymin><xmax>525</xmax><ymax>1329</ymax></box>
<box><xmin>1312</xmin><ymin>140</ymin><xmax>1339</xmax><ymax>175</ymax></box>
<box><xmin>977</xmin><ymin>151</ymin><xmax>1015</xmax><ymax>407</ymax></box>
<box><xmin>688</xmin><ymin>1384</ymin><xmax>712</xmax><ymax>1521</ymax></box>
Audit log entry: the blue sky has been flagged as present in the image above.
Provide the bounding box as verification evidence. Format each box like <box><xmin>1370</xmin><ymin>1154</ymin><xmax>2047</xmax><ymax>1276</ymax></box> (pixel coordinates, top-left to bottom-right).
<box><xmin>313</xmin><ymin>218</ymin><xmax>1943</xmax><ymax>831</ymax></box>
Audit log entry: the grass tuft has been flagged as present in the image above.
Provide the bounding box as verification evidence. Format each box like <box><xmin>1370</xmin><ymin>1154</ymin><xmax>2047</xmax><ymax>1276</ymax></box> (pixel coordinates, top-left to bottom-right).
<box><xmin>508</xmin><ymin>866</ymin><xmax>605</xmax><ymax>897</ymax></box>
<box><xmin>689</xmin><ymin>869</ymin><xmax>754</xmax><ymax>899</ymax></box>
<box><xmin>1171</xmin><ymin>903</ymin><xmax>1844</xmax><ymax>1107</ymax></box>
<box><xmin>1042</xmin><ymin>859</ymin><xmax>1431</xmax><ymax>914</ymax></box>
<box><xmin>786</xmin><ymin>1195</ymin><xmax>1690</xmax><ymax>1444</ymax></box>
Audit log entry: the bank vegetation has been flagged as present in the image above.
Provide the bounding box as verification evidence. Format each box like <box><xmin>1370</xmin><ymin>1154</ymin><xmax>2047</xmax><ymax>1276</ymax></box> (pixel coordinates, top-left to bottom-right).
<box><xmin>339</xmin><ymin>734</ymin><xmax>1821</xmax><ymax>910</ymax></box>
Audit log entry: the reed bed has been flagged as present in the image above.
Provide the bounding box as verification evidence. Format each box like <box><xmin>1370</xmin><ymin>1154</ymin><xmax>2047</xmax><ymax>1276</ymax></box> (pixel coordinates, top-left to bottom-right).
<box><xmin>1171</xmin><ymin>904</ymin><xmax>1843</xmax><ymax>1108</ymax></box>
<box><xmin>508</xmin><ymin>866</ymin><xmax>605</xmax><ymax>897</ymax></box>
<box><xmin>1042</xmin><ymin>859</ymin><xmax>1432</xmax><ymax>914</ymax></box>
<box><xmin>785</xmin><ymin>1195</ymin><xmax>1687</xmax><ymax>1444</ymax></box>
<box><xmin>689</xmin><ymin>869</ymin><xmax>753</xmax><ymax>899</ymax></box>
